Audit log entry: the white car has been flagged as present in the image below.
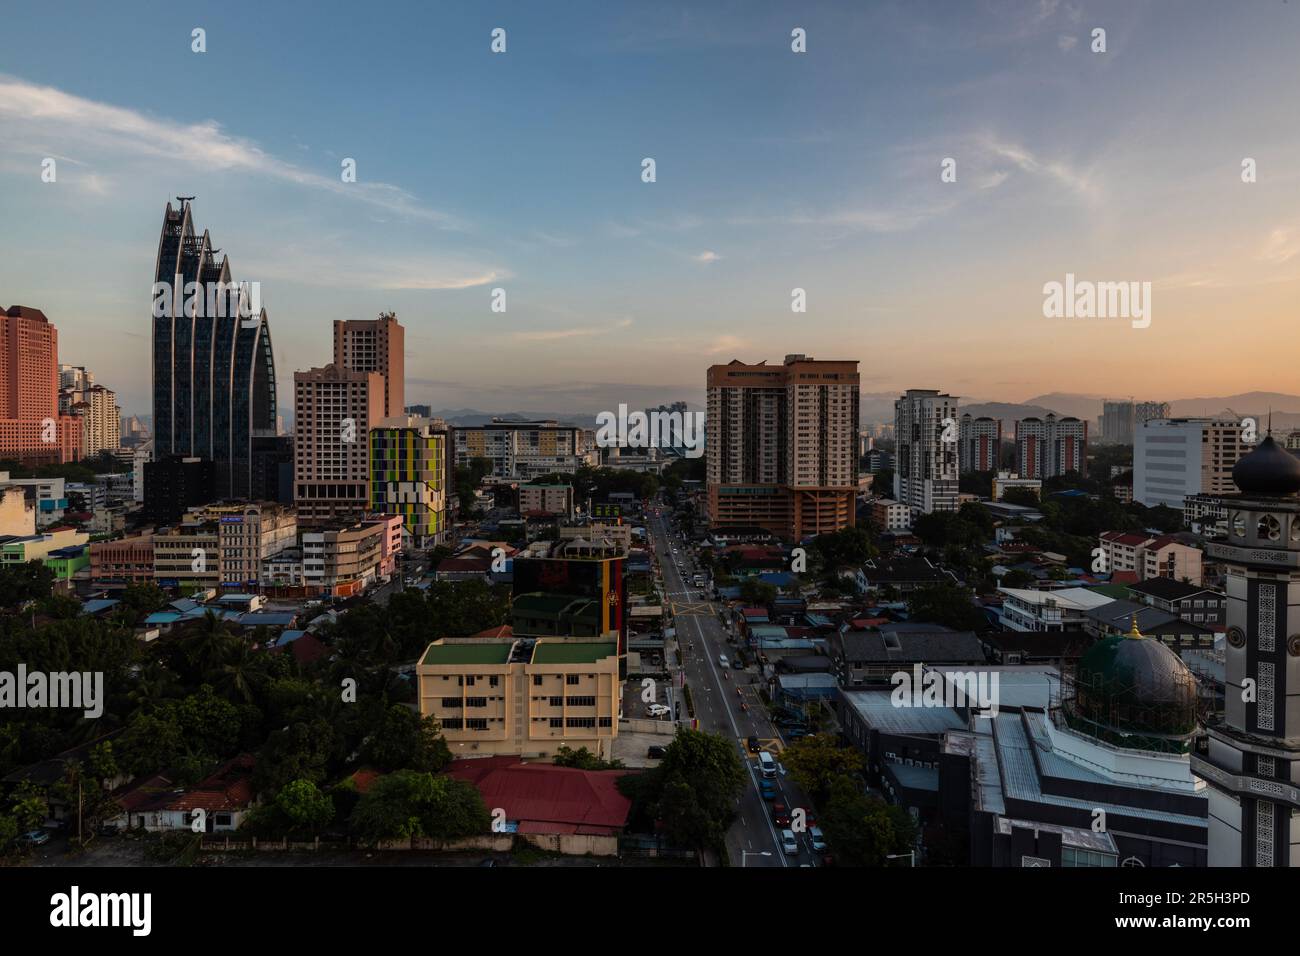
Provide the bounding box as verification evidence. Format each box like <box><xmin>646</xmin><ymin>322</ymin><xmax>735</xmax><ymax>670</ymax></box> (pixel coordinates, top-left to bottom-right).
<box><xmin>781</xmin><ymin>830</ymin><xmax>798</xmax><ymax>855</ymax></box>
<box><xmin>810</xmin><ymin>826</ymin><xmax>827</xmax><ymax>852</ymax></box>
<box><xmin>646</xmin><ymin>704</ymin><xmax>670</xmax><ymax>718</ymax></box>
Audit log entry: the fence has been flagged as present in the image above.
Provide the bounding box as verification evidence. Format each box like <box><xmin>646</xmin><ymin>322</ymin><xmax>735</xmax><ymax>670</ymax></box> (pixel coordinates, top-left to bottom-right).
<box><xmin>199</xmin><ymin>832</ymin><xmax>618</xmax><ymax>857</ymax></box>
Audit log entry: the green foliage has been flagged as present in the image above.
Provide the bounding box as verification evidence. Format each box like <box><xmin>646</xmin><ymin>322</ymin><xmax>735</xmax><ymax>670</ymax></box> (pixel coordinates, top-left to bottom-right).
<box><xmin>360</xmin><ymin>707</ymin><xmax>452</xmax><ymax>773</ymax></box>
<box><xmin>820</xmin><ymin>776</ymin><xmax>917</xmax><ymax>866</ymax></box>
<box><xmin>0</xmin><ymin>561</ymin><xmax>55</xmax><ymax>609</ymax></box>
<box><xmin>1000</xmin><ymin>486</ymin><xmax>1040</xmax><ymax>506</ymax></box>
<box><xmin>349</xmin><ymin>770</ymin><xmax>490</xmax><ymax>843</ymax></box>
<box><xmin>618</xmin><ymin>728</ymin><xmax>745</xmax><ymax>850</ymax></box>
<box><xmin>552</xmin><ymin>745</ymin><xmax>623</xmax><ymax>770</ymax></box>
<box><xmin>778</xmin><ymin>734</ymin><xmax>865</xmax><ymax>805</ymax></box>
<box><xmin>738</xmin><ymin>579</ymin><xmax>777</xmax><ymax>606</ymax></box>
<box><xmin>274</xmin><ymin>778</ymin><xmax>336</xmax><ymax>833</ymax></box>
<box><xmin>906</xmin><ymin>582</ymin><xmax>987</xmax><ymax>632</ymax></box>
<box><xmin>813</xmin><ymin>526</ymin><xmax>878</xmax><ymax>572</ymax></box>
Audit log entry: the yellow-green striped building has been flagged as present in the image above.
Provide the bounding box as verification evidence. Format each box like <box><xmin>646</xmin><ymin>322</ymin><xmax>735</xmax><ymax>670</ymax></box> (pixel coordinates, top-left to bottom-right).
<box><xmin>368</xmin><ymin>415</ymin><xmax>452</xmax><ymax>547</ymax></box>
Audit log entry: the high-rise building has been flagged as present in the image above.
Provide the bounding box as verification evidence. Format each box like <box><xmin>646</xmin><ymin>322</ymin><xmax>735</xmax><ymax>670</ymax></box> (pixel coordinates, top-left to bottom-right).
<box><xmin>0</xmin><ymin>307</ymin><xmax>83</xmax><ymax>465</ymax></box>
<box><xmin>143</xmin><ymin>456</ymin><xmax>215</xmax><ymax>524</ymax></box>
<box><xmin>293</xmin><ymin>364</ymin><xmax>383</xmax><ymax>525</ymax></box>
<box><xmin>1100</xmin><ymin>399</ymin><xmax>1170</xmax><ymax>445</ymax></box>
<box><xmin>151</xmin><ymin>199</ymin><xmax>279</xmax><ymax>499</ymax></box>
<box><xmin>1015</xmin><ymin>414</ymin><xmax>1087</xmax><ymax>479</ymax></box>
<box><xmin>333</xmin><ymin>313</ymin><xmax>404</xmax><ymax>420</ymax></box>
<box><xmin>63</xmin><ymin>383</ymin><xmax>121</xmax><ymax>457</ymax></box>
<box><xmin>958</xmin><ymin>414</ymin><xmax>1001</xmax><ymax>473</ymax></box>
<box><xmin>454</xmin><ymin>420</ymin><xmax>597</xmax><ymax>479</ymax></box>
<box><xmin>368</xmin><ymin>415</ymin><xmax>452</xmax><ymax>547</ymax></box>
<box><xmin>1197</xmin><ymin>437</ymin><xmax>1300</xmax><ymax>866</ymax></box>
<box><xmin>893</xmin><ymin>389</ymin><xmax>958</xmax><ymax>515</ymax></box>
<box><xmin>1134</xmin><ymin>417</ymin><xmax>1248</xmax><ymax>509</ymax></box>
<box><xmin>706</xmin><ymin>355</ymin><xmax>860</xmax><ymax>539</ymax></box>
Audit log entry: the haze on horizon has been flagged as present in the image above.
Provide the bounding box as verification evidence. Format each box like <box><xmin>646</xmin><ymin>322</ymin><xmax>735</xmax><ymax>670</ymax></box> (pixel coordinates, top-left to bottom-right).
<box><xmin>1</xmin><ymin>0</ymin><xmax>1297</xmax><ymax>418</ymax></box>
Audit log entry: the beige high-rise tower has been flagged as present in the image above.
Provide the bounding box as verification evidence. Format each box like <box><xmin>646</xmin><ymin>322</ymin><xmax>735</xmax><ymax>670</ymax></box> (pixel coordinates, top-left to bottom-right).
<box><xmin>706</xmin><ymin>354</ymin><xmax>860</xmax><ymax>540</ymax></box>
<box><xmin>293</xmin><ymin>365</ymin><xmax>383</xmax><ymax>525</ymax></box>
<box><xmin>333</xmin><ymin>313</ymin><xmax>404</xmax><ymax>419</ymax></box>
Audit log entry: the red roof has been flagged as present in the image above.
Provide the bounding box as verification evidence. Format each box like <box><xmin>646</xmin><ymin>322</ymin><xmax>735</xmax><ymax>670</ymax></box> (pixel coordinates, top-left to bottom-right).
<box><xmin>437</xmin><ymin>556</ymin><xmax>492</xmax><ymax>573</ymax></box>
<box><xmin>470</xmin><ymin>624</ymin><xmax>513</xmax><ymax>639</ymax></box>
<box><xmin>1109</xmin><ymin>570</ymin><xmax>1140</xmax><ymax>584</ymax></box>
<box><xmin>116</xmin><ymin>755</ymin><xmax>255</xmax><ymax>814</ymax></box>
<box><xmin>348</xmin><ymin>767</ymin><xmax>382</xmax><ymax>794</ymax></box>
<box><xmin>1100</xmin><ymin>532</ymin><xmax>1150</xmax><ymax>546</ymax></box>
<box><xmin>447</xmin><ymin>756</ymin><xmax>632</xmax><ymax>836</ymax></box>
<box><xmin>290</xmin><ymin>632</ymin><xmax>326</xmax><ymax>665</ymax></box>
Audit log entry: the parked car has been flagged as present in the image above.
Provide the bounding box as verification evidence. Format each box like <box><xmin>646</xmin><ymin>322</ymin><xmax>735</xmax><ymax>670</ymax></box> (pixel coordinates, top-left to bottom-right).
<box><xmin>747</xmin><ymin>735</ymin><xmax>761</xmax><ymax>753</ymax></box>
<box><xmin>646</xmin><ymin>703</ymin><xmax>670</xmax><ymax>718</ymax></box>
<box><xmin>717</xmin><ymin>654</ymin><xmax>730</xmax><ymax>668</ymax></box>
<box><xmin>780</xmin><ymin>829</ymin><xmax>798</xmax><ymax>855</ymax></box>
<box><xmin>647</xmin><ymin>745</ymin><xmax>667</xmax><ymax>759</ymax></box>
<box><xmin>810</xmin><ymin>826</ymin><xmax>827</xmax><ymax>852</ymax></box>
<box><xmin>17</xmin><ymin>829</ymin><xmax>49</xmax><ymax>847</ymax></box>
<box><xmin>731</xmin><ymin>659</ymin><xmax>745</xmax><ymax>670</ymax></box>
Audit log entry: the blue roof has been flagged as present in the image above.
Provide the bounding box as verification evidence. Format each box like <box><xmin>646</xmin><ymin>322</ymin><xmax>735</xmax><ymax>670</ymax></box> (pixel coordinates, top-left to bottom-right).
<box><xmin>81</xmin><ymin>599</ymin><xmax>119</xmax><ymax>615</ymax></box>
<box><xmin>144</xmin><ymin>611</ymin><xmax>181</xmax><ymax>624</ymax></box>
<box><xmin>239</xmin><ymin>611</ymin><xmax>297</xmax><ymax>627</ymax></box>
<box><xmin>272</xmin><ymin>629</ymin><xmax>307</xmax><ymax>647</ymax></box>
<box><xmin>758</xmin><ymin>572</ymin><xmax>796</xmax><ymax>586</ymax></box>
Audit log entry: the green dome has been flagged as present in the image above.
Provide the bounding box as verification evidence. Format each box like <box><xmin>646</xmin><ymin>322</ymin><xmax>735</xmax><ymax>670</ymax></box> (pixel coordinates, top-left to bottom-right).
<box><xmin>1067</xmin><ymin>622</ymin><xmax>1199</xmax><ymax>750</ymax></box>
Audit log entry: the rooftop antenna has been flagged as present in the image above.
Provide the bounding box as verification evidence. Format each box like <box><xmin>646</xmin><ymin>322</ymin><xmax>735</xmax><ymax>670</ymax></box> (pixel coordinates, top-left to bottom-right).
<box><xmin>176</xmin><ymin>195</ymin><xmax>195</xmax><ymax>204</ymax></box>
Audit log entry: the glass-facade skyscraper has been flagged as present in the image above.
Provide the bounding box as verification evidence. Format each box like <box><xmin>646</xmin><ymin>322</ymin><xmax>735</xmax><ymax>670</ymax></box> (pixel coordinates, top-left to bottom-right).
<box><xmin>152</xmin><ymin>199</ymin><xmax>279</xmax><ymax>499</ymax></box>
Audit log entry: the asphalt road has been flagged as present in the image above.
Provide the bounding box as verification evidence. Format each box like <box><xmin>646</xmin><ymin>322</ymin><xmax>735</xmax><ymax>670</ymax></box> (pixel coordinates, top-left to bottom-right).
<box><xmin>649</xmin><ymin>509</ymin><xmax>821</xmax><ymax>868</ymax></box>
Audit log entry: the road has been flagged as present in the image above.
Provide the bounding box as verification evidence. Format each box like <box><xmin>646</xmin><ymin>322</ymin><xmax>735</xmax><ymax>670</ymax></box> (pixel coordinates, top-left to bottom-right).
<box><xmin>648</xmin><ymin>509</ymin><xmax>820</xmax><ymax>868</ymax></box>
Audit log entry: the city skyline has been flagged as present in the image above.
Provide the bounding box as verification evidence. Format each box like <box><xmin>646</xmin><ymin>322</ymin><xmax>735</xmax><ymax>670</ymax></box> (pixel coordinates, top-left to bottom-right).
<box><xmin>1</xmin><ymin>0</ymin><xmax>1298</xmax><ymax>417</ymax></box>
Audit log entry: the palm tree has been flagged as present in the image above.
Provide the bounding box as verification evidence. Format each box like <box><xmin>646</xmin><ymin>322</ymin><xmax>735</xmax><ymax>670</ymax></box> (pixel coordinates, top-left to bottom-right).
<box><xmin>182</xmin><ymin>610</ymin><xmax>236</xmax><ymax>678</ymax></box>
<box><xmin>217</xmin><ymin>639</ymin><xmax>266</xmax><ymax>705</ymax></box>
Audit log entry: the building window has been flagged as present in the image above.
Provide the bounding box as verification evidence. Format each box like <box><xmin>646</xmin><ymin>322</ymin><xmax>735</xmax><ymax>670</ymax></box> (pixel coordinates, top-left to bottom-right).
<box><xmin>550</xmin><ymin>717</ymin><xmax>562</xmax><ymax>728</ymax></box>
<box><xmin>566</xmin><ymin>675</ymin><xmax>580</xmax><ymax>685</ymax></box>
<box><xmin>549</xmin><ymin>696</ymin><xmax>562</xmax><ymax>706</ymax></box>
<box><xmin>566</xmin><ymin>696</ymin><xmax>595</xmax><ymax>707</ymax></box>
<box><xmin>465</xmin><ymin>697</ymin><xmax>487</xmax><ymax>708</ymax></box>
<box><xmin>533</xmin><ymin>675</ymin><xmax>543</xmax><ymax>686</ymax></box>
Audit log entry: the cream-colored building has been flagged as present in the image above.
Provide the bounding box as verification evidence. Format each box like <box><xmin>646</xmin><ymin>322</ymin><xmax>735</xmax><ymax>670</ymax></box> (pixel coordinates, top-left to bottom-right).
<box><xmin>417</xmin><ymin>637</ymin><xmax>621</xmax><ymax>760</ymax></box>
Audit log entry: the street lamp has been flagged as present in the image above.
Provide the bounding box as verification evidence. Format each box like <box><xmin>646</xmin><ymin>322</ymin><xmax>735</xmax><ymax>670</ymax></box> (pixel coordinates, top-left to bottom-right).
<box><xmin>886</xmin><ymin>851</ymin><xmax>916</xmax><ymax>867</ymax></box>
<box><xmin>742</xmin><ymin>850</ymin><xmax>772</xmax><ymax>867</ymax></box>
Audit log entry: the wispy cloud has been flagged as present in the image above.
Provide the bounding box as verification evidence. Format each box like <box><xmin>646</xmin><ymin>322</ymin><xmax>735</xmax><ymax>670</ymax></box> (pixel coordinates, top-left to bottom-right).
<box><xmin>512</xmin><ymin>316</ymin><xmax>634</xmax><ymax>343</ymax></box>
<box><xmin>693</xmin><ymin>250</ymin><xmax>721</xmax><ymax>264</ymax></box>
<box><xmin>0</xmin><ymin>74</ymin><xmax>455</xmax><ymax>224</ymax></box>
<box><xmin>978</xmin><ymin>134</ymin><xmax>1097</xmax><ymax>199</ymax></box>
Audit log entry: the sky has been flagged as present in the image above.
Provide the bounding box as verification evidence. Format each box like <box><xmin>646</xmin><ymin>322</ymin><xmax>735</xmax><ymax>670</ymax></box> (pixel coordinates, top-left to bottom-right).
<box><xmin>1</xmin><ymin>0</ymin><xmax>1298</xmax><ymax>420</ymax></box>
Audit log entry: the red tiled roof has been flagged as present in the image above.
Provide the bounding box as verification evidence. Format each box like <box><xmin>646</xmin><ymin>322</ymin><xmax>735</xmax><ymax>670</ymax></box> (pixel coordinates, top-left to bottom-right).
<box><xmin>348</xmin><ymin>768</ymin><xmax>382</xmax><ymax>794</ymax></box>
<box><xmin>1109</xmin><ymin>570</ymin><xmax>1140</xmax><ymax>584</ymax></box>
<box><xmin>447</xmin><ymin>756</ymin><xmax>632</xmax><ymax>836</ymax></box>
<box><xmin>470</xmin><ymin>624</ymin><xmax>513</xmax><ymax>639</ymax></box>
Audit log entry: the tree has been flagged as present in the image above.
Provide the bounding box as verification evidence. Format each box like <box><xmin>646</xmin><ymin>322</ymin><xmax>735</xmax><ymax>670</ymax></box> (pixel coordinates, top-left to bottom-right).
<box><xmin>0</xmin><ymin>561</ymin><xmax>54</xmax><ymax>609</ymax></box>
<box><xmin>620</xmin><ymin>729</ymin><xmax>746</xmax><ymax>850</ymax></box>
<box><xmin>274</xmin><ymin>779</ymin><xmax>336</xmax><ymax>833</ymax></box>
<box><xmin>553</xmin><ymin>745</ymin><xmax>623</xmax><ymax>770</ymax></box>
<box><xmin>778</xmin><ymin>734</ymin><xmax>865</xmax><ymax>805</ymax></box>
<box><xmin>360</xmin><ymin>706</ymin><xmax>452</xmax><ymax>773</ymax></box>
<box><xmin>906</xmin><ymin>582</ymin><xmax>987</xmax><ymax>632</ymax></box>
<box><xmin>820</xmin><ymin>776</ymin><xmax>916</xmax><ymax>866</ymax></box>
<box><xmin>999</xmin><ymin>568</ymin><xmax>1035</xmax><ymax>589</ymax></box>
<box><xmin>813</xmin><ymin>526</ymin><xmax>878</xmax><ymax>572</ymax></box>
<box><xmin>349</xmin><ymin>770</ymin><xmax>490</xmax><ymax>843</ymax></box>
<box><xmin>738</xmin><ymin>579</ymin><xmax>777</xmax><ymax>607</ymax></box>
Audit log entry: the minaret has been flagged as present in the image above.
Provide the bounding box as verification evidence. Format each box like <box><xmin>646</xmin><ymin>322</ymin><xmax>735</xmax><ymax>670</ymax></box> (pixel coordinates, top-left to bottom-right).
<box><xmin>1199</xmin><ymin>434</ymin><xmax>1300</xmax><ymax>866</ymax></box>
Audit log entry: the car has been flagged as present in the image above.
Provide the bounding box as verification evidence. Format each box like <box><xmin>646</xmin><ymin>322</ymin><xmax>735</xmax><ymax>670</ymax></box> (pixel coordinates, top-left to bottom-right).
<box><xmin>759</xmin><ymin>778</ymin><xmax>777</xmax><ymax>800</ymax></box>
<box><xmin>731</xmin><ymin>659</ymin><xmax>744</xmax><ymax>670</ymax></box>
<box><xmin>478</xmin><ymin>858</ymin><xmax>501</xmax><ymax>867</ymax></box>
<box><xmin>772</xmin><ymin>802</ymin><xmax>791</xmax><ymax>827</ymax></box>
<box><xmin>780</xmin><ymin>829</ymin><xmax>798</xmax><ymax>855</ymax></box>
<box><xmin>647</xmin><ymin>745</ymin><xmax>667</xmax><ymax>759</ymax></box>
<box><xmin>747</xmin><ymin>736</ymin><xmax>761</xmax><ymax>753</ymax></box>
<box><xmin>17</xmin><ymin>829</ymin><xmax>49</xmax><ymax>847</ymax></box>
<box><xmin>784</xmin><ymin>727</ymin><xmax>809</xmax><ymax>741</ymax></box>
<box><xmin>810</xmin><ymin>826</ymin><xmax>827</xmax><ymax>852</ymax></box>
<box><xmin>717</xmin><ymin>654</ymin><xmax>730</xmax><ymax>668</ymax></box>
<box><xmin>646</xmin><ymin>703</ymin><xmax>670</xmax><ymax>718</ymax></box>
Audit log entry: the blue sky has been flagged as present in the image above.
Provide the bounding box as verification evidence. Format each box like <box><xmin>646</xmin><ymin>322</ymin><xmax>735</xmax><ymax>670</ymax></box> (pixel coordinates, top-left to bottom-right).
<box><xmin>1</xmin><ymin>0</ymin><xmax>1299</xmax><ymax>418</ymax></box>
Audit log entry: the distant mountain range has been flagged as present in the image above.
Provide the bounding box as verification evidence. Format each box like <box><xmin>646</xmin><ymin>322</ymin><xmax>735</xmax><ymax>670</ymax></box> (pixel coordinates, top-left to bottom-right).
<box><xmin>863</xmin><ymin>391</ymin><xmax>1300</xmax><ymax>435</ymax></box>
